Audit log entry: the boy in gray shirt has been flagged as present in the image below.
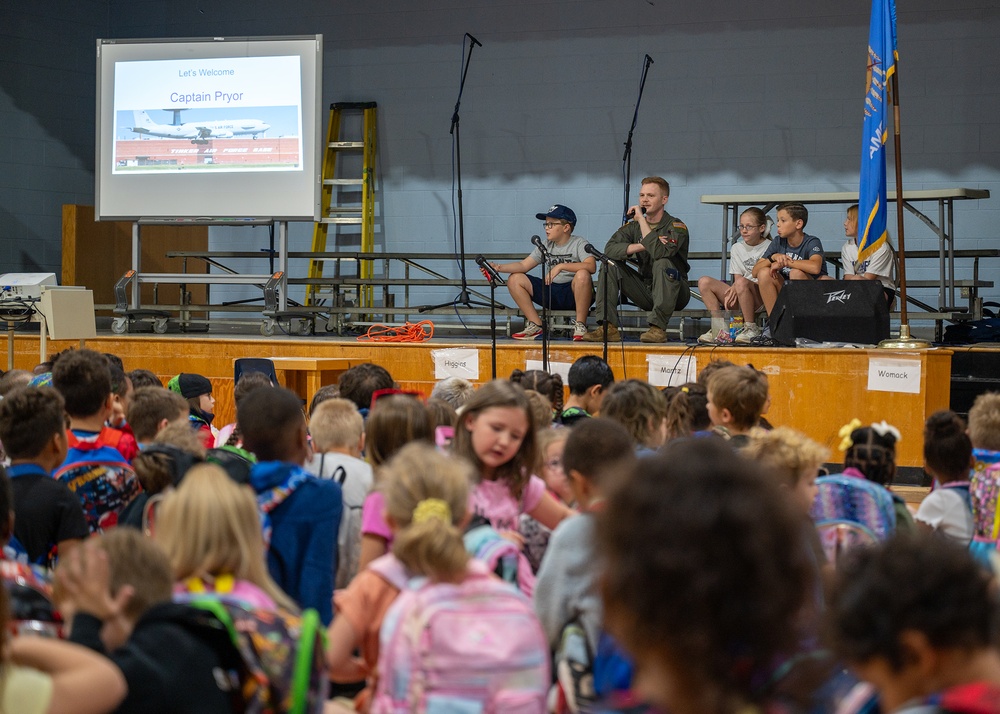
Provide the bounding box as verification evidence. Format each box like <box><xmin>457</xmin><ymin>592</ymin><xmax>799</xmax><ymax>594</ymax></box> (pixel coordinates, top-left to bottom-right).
<box><xmin>491</xmin><ymin>204</ymin><xmax>596</xmax><ymax>340</ymax></box>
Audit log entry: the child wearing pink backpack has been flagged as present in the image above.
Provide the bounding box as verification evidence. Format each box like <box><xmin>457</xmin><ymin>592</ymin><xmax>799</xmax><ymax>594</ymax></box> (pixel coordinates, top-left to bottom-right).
<box><xmin>327</xmin><ymin>442</ymin><xmax>549</xmax><ymax>713</ymax></box>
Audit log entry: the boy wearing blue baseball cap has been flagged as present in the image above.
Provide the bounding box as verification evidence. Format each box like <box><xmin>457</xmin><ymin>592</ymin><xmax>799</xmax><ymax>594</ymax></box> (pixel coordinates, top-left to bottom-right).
<box><xmin>491</xmin><ymin>204</ymin><xmax>596</xmax><ymax>340</ymax></box>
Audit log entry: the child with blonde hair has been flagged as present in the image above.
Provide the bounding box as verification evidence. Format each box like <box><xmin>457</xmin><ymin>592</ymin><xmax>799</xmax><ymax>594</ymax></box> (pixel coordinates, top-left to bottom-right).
<box><xmin>154</xmin><ymin>463</ymin><xmax>297</xmax><ymax>612</ymax></box>
<box><xmin>742</xmin><ymin>426</ymin><xmax>827</xmax><ymax>515</ymax></box>
<box><xmin>326</xmin><ymin>443</ymin><xmax>474</xmax><ymax>711</ymax></box>
<box><xmin>306</xmin><ymin>398</ymin><xmax>373</xmax><ymax>587</ymax></box>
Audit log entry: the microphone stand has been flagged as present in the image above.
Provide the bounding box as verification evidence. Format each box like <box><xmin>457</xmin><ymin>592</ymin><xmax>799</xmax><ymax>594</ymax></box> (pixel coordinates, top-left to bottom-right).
<box><xmin>621</xmin><ymin>54</ymin><xmax>654</xmax><ymax>225</ymax></box>
<box><xmin>419</xmin><ymin>33</ymin><xmax>498</xmax><ymax>314</ymax></box>
<box><xmin>586</xmin><ymin>245</ymin><xmax>615</xmax><ymax>363</ymax></box>
<box><xmin>535</xmin><ymin>242</ymin><xmax>551</xmax><ymax>372</ymax></box>
<box><xmin>475</xmin><ymin>256</ymin><xmax>504</xmax><ymax>379</ymax></box>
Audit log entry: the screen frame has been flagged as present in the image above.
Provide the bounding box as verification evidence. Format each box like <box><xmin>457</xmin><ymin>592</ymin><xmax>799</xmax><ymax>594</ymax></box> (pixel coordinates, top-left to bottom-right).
<box><xmin>95</xmin><ymin>35</ymin><xmax>322</xmax><ymax>222</ymax></box>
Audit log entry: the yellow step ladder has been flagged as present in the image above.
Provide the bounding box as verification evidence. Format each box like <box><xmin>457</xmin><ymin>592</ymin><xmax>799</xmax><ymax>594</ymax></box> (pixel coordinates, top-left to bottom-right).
<box><xmin>307</xmin><ymin>101</ymin><xmax>378</xmax><ymax>309</ymax></box>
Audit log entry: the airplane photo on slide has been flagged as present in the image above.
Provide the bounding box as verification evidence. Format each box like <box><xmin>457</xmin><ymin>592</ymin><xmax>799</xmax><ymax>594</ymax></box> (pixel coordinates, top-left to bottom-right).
<box><xmin>129</xmin><ymin>109</ymin><xmax>270</xmax><ymax>142</ymax></box>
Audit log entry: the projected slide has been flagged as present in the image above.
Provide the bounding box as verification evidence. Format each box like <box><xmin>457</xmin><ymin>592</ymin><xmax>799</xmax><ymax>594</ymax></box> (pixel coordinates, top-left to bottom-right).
<box><xmin>112</xmin><ymin>55</ymin><xmax>303</xmax><ymax>174</ymax></box>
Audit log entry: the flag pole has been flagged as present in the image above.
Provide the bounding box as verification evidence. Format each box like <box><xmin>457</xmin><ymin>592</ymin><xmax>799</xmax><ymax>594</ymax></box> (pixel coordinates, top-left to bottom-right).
<box><xmin>880</xmin><ymin>53</ymin><xmax>930</xmax><ymax>348</ymax></box>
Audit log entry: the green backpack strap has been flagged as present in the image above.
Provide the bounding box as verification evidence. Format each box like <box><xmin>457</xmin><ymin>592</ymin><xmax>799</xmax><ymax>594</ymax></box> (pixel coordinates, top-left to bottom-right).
<box><xmin>187</xmin><ymin>596</ymin><xmax>240</xmax><ymax>647</ymax></box>
<box><xmin>290</xmin><ymin>608</ymin><xmax>327</xmax><ymax>714</ymax></box>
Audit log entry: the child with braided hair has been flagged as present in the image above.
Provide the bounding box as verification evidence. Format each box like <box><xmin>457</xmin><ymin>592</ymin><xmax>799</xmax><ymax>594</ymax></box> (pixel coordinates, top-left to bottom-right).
<box><xmin>835</xmin><ymin>419</ymin><xmax>915</xmax><ymax>533</ymax></box>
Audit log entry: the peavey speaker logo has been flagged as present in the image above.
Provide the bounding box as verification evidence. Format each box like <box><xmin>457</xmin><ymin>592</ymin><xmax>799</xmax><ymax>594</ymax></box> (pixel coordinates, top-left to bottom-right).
<box><xmin>825</xmin><ymin>289</ymin><xmax>851</xmax><ymax>304</ymax></box>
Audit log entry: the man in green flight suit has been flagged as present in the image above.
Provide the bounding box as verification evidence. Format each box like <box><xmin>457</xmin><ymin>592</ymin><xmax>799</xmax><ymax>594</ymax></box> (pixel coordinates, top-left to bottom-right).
<box><xmin>581</xmin><ymin>176</ymin><xmax>690</xmax><ymax>343</ymax></box>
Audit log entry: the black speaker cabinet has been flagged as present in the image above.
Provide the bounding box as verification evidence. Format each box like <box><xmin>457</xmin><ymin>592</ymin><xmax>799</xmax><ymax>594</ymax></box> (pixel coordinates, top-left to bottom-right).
<box><xmin>768</xmin><ymin>280</ymin><xmax>890</xmax><ymax>346</ymax></box>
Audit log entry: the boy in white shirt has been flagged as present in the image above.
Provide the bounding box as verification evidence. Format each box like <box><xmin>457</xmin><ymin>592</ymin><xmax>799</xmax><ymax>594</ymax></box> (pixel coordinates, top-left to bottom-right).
<box><xmin>697</xmin><ymin>207</ymin><xmax>771</xmax><ymax>344</ymax></box>
<box><xmin>305</xmin><ymin>398</ymin><xmax>373</xmax><ymax>587</ymax></box>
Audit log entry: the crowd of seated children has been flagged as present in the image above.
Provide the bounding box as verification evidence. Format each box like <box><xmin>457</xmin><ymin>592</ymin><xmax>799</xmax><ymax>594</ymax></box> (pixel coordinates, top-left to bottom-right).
<box><xmin>827</xmin><ymin>533</ymin><xmax>1000</xmax><ymax>714</ymax></box>
<box><xmin>698</xmin><ymin>206</ymin><xmax>772</xmax><ymax>344</ymax></box>
<box><xmin>705</xmin><ymin>365</ymin><xmax>770</xmax><ymax>447</ymax></box>
<box><xmin>13</xmin><ymin>344</ymin><xmax>1000</xmax><ymax>714</ymax></box>
<box><xmin>306</xmin><ymin>397</ymin><xmax>374</xmax><ymax>587</ymax></box>
<box><xmin>753</xmin><ymin>202</ymin><xmax>827</xmax><ymax>318</ymax></box>
<box><xmin>915</xmin><ymin>411</ymin><xmax>975</xmax><ymax>542</ymax></box>
<box><xmin>166</xmin><ymin>373</ymin><xmax>216</xmax><ymax>449</ymax></box>
<box><xmin>0</xmin><ymin>387</ymin><xmax>88</xmax><ymax>567</ymax></box>
<box><xmin>239</xmin><ymin>386</ymin><xmax>342</xmax><ymax>625</ymax></box>
<box><xmin>357</xmin><ymin>393</ymin><xmax>433</xmax><ymax>572</ymax></box>
<box><xmin>600</xmin><ymin>379</ymin><xmax>668</xmax><ymax>455</ymax></box>
<box><xmin>557</xmin><ymin>355</ymin><xmax>614</xmax><ymax>426</ymax></box>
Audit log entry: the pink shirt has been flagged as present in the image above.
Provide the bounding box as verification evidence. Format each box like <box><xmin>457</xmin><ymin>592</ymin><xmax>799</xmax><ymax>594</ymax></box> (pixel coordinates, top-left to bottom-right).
<box><xmin>361</xmin><ymin>491</ymin><xmax>394</xmax><ymax>546</ymax></box>
<box><xmin>470</xmin><ymin>475</ymin><xmax>546</xmax><ymax>531</ymax></box>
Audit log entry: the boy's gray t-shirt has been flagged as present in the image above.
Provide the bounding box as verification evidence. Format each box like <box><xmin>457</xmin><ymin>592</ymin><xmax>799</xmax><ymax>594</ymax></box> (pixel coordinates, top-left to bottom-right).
<box><xmin>527</xmin><ymin>235</ymin><xmax>592</xmax><ymax>284</ymax></box>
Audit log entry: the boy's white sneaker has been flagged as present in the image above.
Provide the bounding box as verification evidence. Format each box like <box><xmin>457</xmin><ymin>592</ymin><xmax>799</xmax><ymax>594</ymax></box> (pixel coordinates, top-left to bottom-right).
<box><xmin>572</xmin><ymin>321</ymin><xmax>587</xmax><ymax>341</ymax></box>
<box><xmin>735</xmin><ymin>323</ymin><xmax>763</xmax><ymax>344</ymax></box>
<box><xmin>697</xmin><ymin>327</ymin><xmax>717</xmax><ymax>344</ymax></box>
<box><xmin>512</xmin><ymin>321</ymin><xmax>543</xmax><ymax>340</ymax></box>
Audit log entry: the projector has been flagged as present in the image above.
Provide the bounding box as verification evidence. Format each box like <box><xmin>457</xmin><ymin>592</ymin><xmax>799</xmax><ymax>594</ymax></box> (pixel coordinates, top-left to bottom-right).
<box><xmin>0</xmin><ymin>273</ymin><xmax>58</xmax><ymax>301</ymax></box>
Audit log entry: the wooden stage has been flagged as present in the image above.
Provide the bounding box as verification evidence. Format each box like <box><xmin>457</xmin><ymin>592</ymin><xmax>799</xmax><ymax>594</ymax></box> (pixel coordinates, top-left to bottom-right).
<box><xmin>2</xmin><ymin>329</ymin><xmax>961</xmax><ymax>470</ymax></box>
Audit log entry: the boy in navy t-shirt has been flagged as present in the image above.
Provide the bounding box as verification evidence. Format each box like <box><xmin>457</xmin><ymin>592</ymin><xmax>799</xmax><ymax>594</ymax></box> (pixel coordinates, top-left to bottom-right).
<box><xmin>752</xmin><ymin>202</ymin><xmax>827</xmax><ymax>317</ymax></box>
<box><xmin>0</xmin><ymin>388</ymin><xmax>88</xmax><ymax>566</ymax></box>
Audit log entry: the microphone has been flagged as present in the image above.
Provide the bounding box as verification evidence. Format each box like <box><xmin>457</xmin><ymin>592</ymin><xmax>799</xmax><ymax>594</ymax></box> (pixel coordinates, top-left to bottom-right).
<box><xmin>584</xmin><ymin>243</ymin><xmax>613</xmax><ymax>265</ymax></box>
<box><xmin>467</xmin><ymin>33</ymin><xmax>483</xmax><ymax>48</ymax></box>
<box><xmin>475</xmin><ymin>255</ymin><xmax>505</xmax><ymax>285</ymax></box>
<box><xmin>645</xmin><ymin>54</ymin><xmax>654</xmax><ymax>65</ymax></box>
<box><xmin>530</xmin><ymin>234</ymin><xmax>545</xmax><ymax>251</ymax></box>
<box><xmin>626</xmin><ymin>207</ymin><xmax>647</xmax><ymax>219</ymax></box>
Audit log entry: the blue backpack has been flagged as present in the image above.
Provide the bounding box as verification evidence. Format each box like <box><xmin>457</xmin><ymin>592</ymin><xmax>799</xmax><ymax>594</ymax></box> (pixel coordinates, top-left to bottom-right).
<box><xmin>811</xmin><ymin>475</ymin><xmax>897</xmax><ymax>563</ymax></box>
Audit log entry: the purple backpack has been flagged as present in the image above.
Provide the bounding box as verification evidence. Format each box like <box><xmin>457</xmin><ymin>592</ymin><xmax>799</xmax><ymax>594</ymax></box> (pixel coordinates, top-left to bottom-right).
<box><xmin>369</xmin><ymin>556</ymin><xmax>549</xmax><ymax>714</ymax></box>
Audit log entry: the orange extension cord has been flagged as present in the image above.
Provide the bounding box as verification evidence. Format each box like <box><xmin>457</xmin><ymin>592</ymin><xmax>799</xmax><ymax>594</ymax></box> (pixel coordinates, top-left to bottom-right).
<box><xmin>356</xmin><ymin>320</ymin><xmax>435</xmax><ymax>343</ymax></box>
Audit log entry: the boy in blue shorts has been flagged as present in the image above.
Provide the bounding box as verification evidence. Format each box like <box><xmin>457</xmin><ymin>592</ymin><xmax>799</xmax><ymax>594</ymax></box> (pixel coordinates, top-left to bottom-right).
<box><xmin>752</xmin><ymin>202</ymin><xmax>827</xmax><ymax>317</ymax></box>
<box><xmin>491</xmin><ymin>204</ymin><xmax>596</xmax><ymax>341</ymax></box>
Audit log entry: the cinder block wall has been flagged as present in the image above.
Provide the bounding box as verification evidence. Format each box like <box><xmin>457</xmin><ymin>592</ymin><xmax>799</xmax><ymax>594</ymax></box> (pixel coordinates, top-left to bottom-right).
<box><xmin>3</xmin><ymin>0</ymin><xmax>997</xmax><ymax>315</ymax></box>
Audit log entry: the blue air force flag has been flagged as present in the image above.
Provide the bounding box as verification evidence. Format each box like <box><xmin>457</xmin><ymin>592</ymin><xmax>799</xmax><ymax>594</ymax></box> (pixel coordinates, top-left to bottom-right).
<box><xmin>857</xmin><ymin>0</ymin><xmax>898</xmax><ymax>265</ymax></box>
